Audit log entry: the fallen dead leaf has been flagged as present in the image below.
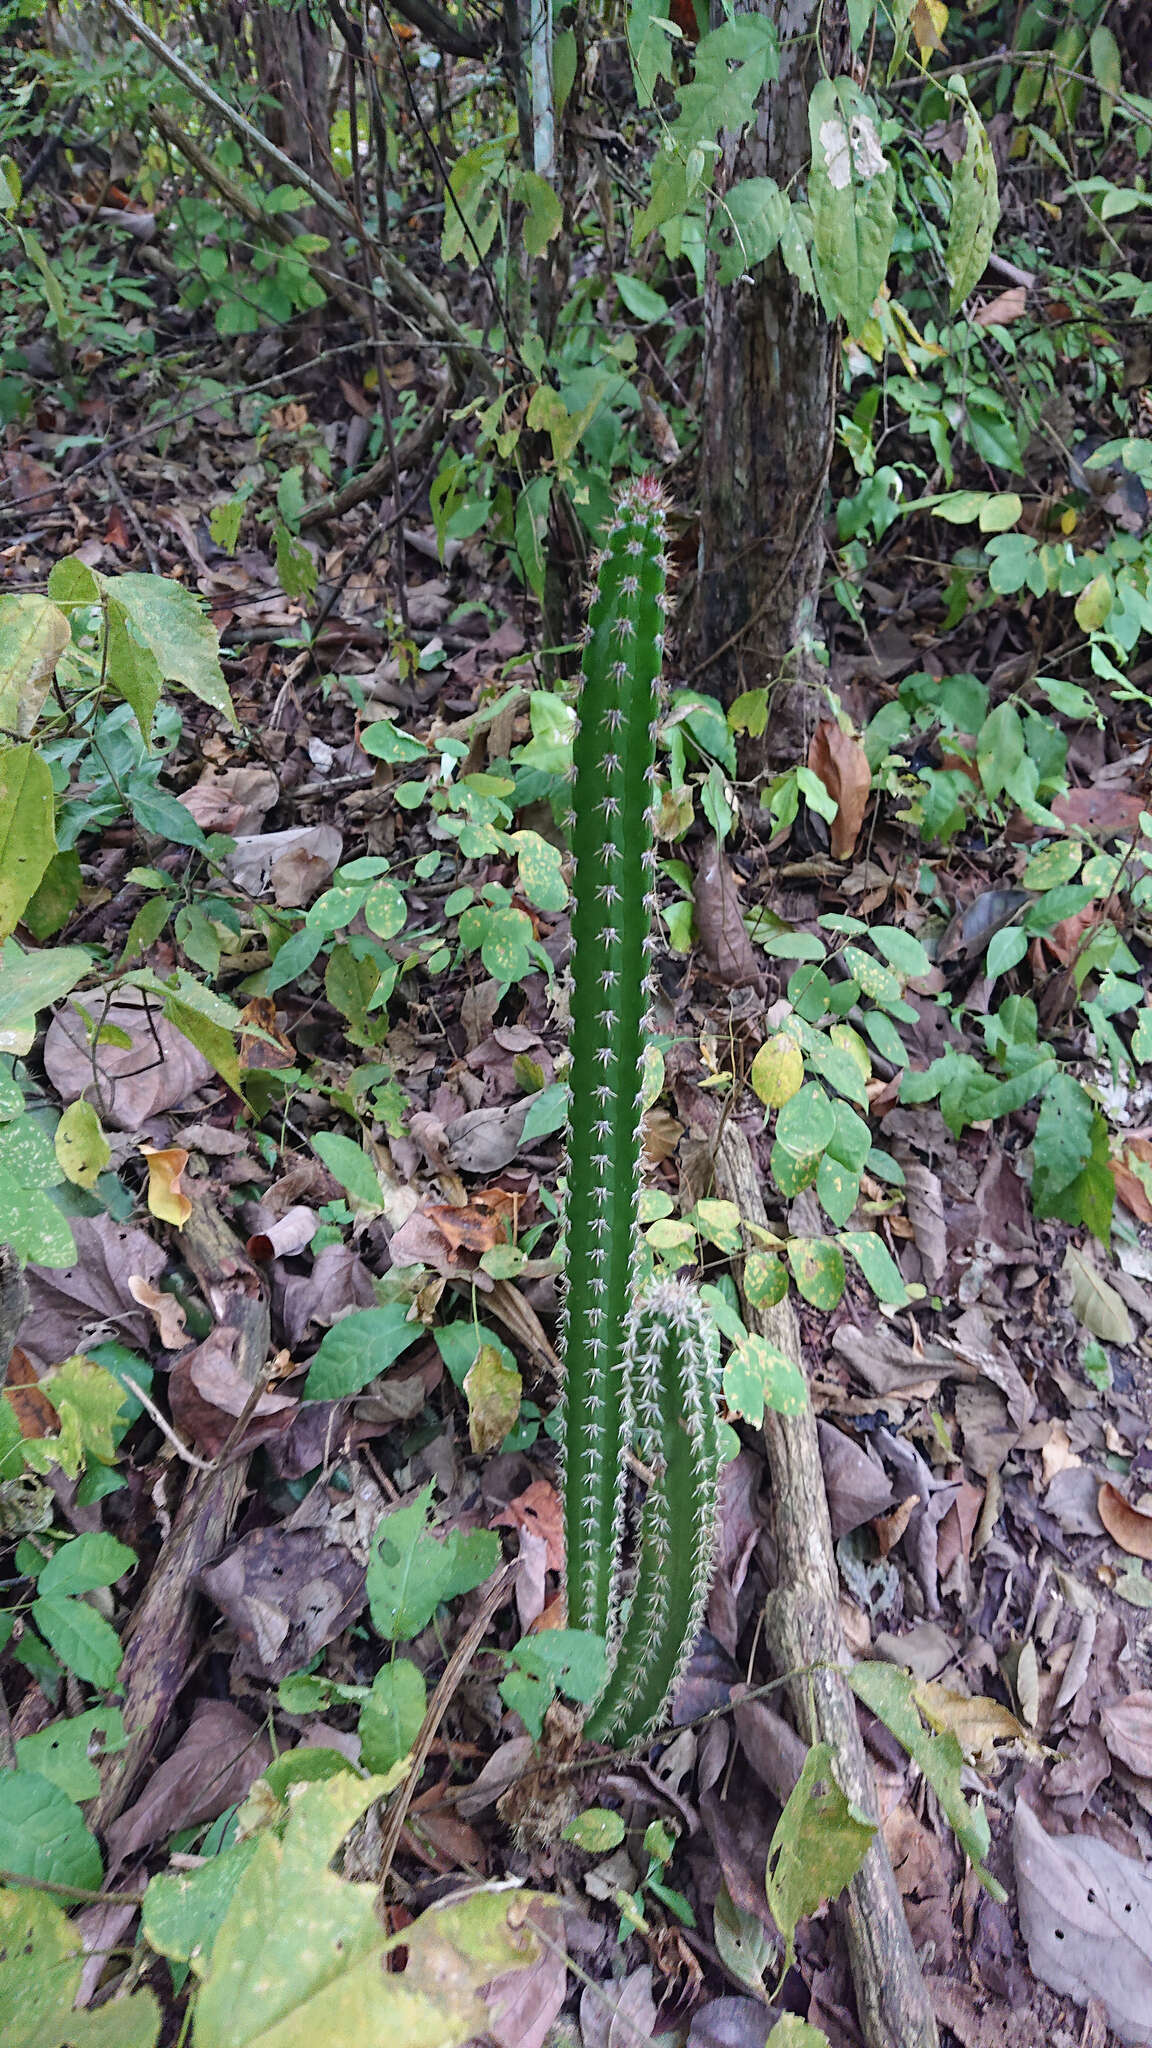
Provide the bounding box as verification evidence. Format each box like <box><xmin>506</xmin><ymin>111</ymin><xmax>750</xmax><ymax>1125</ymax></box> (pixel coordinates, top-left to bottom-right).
<box><xmin>692</xmin><ymin>836</ymin><xmax>765</xmax><ymax>990</ymax></box>
<box><xmin>20</xmin><ymin>1215</ymin><xmax>167</xmax><ymax>1367</ymax></box>
<box><xmin>3</xmin><ymin>1349</ymin><xmax>59</xmax><ymax>1438</ymax></box>
<box><xmin>428</xmin><ymin>1187</ymin><xmax>519</xmax><ymax>1255</ymax></box>
<box><xmin>239</xmin><ymin>997</ymin><xmax>295</xmax><ymax>1071</ymax></box>
<box><xmin>1014</xmin><ymin>1799</ymin><xmax>1152</xmax><ymax>2046</ymax></box>
<box><xmin>44</xmin><ymin>993</ymin><xmax>215</xmax><ymax>1130</ymax></box>
<box><xmin>105</xmin><ymin>1701</ymin><xmax>272</xmax><ymax>1864</ymax></box>
<box><xmin>464</xmin><ymin>1343</ymin><xmax>522</xmax><ymax>1454</ymax></box>
<box><xmin>1100</xmin><ymin>1693</ymin><xmax>1152</xmax><ymax>1779</ymax></box>
<box><xmin>1099</xmin><ymin>1482</ymin><xmax>1152</xmax><ymax>1561</ymax></box>
<box><xmin>126</xmin><ymin>1274</ymin><xmax>190</xmax><ymax>1350</ymax></box>
<box><xmin>246</xmin><ymin>1205</ymin><xmax>317</xmax><ymax>1262</ymax></box>
<box><xmin>140</xmin><ymin>1144</ymin><xmax>192</xmax><ymax>1227</ymax></box>
<box><xmin>179</xmin><ymin>764</ymin><xmax>279</xmax><ymax>835</ymax></box>
<box><xmin>224</xmin><ymin>825</ymin><xmax>342</xmax><ymax>907</ymax></box>
<box><xmin>808</xmin><ymin>719</ymin><xmax>871</xmax><ymax>859</ymax></box>
<box><xmin>492</xmin><ymin>1481</ymin><xmax>565</xmax><ymax>1572</ymax></box>
<box><xmin>972</xmin><ymin>286</ymin><xmax>1028</xmax><ymax>326</ymax></box>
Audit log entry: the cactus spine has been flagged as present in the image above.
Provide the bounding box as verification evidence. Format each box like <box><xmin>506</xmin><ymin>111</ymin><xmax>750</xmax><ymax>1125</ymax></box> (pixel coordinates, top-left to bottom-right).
<box><xmin>560</xmin><ymin>477</ymin><xmax>721</xmax><ymax>1746</ymax></box>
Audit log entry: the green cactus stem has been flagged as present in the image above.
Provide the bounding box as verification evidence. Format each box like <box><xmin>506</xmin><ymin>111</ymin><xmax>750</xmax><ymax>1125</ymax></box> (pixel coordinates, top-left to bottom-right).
<box><xmin>583</xmin><ymin>1281</ymin><xmax>722</xmax><ymax>1745</ymax></box>
<box><xmin>561</xmin><ymin>476</ymin><xmax>668</xmax><ymax>1642</ymax></box>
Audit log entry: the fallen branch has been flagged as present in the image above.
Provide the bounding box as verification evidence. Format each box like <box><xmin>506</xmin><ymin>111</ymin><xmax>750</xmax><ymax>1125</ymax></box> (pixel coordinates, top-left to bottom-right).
<box><xmin>93</xmin><ymin>1199</ymin><xmax>270</xmax><ymax>1828</ymax></box>
<box><xmin>711</xmin><ymin>1120</ymin><xmax>939</xmax><ymax>2048</ymax></box>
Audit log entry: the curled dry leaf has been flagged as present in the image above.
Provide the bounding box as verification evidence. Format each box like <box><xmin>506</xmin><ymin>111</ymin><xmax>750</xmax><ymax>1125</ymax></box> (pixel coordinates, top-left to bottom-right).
<box><xmin>247</xmin><ymin>1205</ymin><xmax>317</xmax><ymax>1262</ymax></box>
<box><xmin>1098</xmin><ymin>1482</ymin><xmax>1152</xmax><ymax>1562</ymax></box>
<box><xmin>170</xmin><ymin>1323</ymin><xmax>296</xmax><ymax>1458</ymax></box>
<box><xmin>492</xmin><ymin>1481</ymin><xmax>565</xmax><ymax>1572</ymax></box>
<box><xmin>428</xmin><ymin>1186</ymin><xmax>519</xmax><ymax>1256</ymax></box>
<box><xmin>807</xmin><ymin>719</ymin><xmax>872</xmax><ymax>860</ymax></box>
<box><xmin>692</xmin><ymin>836</ymin><xmax>765</xmax><ymax>990</ymax></box>
<box><xmin>127</xmin><ymin>1273</ymin><xmax>190</xmax><ymax>1350</ymax></box>
<box><xmin>44</xmin><ymin>993</ymin><xmax>214</xmax><ymax>1130</ymax></box>
<box><xmin>140</xmin><ymin>1144</ymin><xmax>192</xmax><ymax>1227</ymax></box>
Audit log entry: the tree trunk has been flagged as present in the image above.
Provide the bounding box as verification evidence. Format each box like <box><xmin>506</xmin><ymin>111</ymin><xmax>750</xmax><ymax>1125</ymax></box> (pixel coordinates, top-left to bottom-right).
<box><xmin>689</xmin><ymin>0</ymin><xmax>846</xmax><ymax>735</ymax></box>
<box><xmin>249</xmin><ymin>0</ymin><xmax>342</xmax><ymax>230</ymax></box>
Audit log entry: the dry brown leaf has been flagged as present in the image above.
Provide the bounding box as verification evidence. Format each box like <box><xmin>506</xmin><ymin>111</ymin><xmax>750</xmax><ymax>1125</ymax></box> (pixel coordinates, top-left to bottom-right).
<box><xmin>427</xmin><ymin>1187</ymin><xmax>518</xmax><ymax>1255</ymax></box>
<box><xmin>44</xmin><ymin>994</ymin><xmax>214</xmax><ymax>1130</ymax></box>
<box><xmin>246</xmin><ymin>1205</ymin><xmax>317</xmax><ymax>1262</ymax></box>
<box><xmin>3</xmin><ymin>1349</ymin><xmax>59</xmax><ymax>1438</ymax></box>
<box><xmin>972</xmin><ymin>286</ymin><xmax>1028</xmax><ymax>326</ymax></box>
<box><xmin>224</xmin><ymin>825</ymin><xmax>342</xmax><ymax>906</ymax></box>
<box><xmin>126</xmin><ymin>1274</ymin><xmax>189</xmax><ymax>1350</ymax></box>
<box><xmin>1099</xmin><ymin>1482</ymin><xmax>1152</xmax><ymax>1561</ymax></box>
<box><xmin>238</xmin><ymin>996</ymin><xmax>295</xmax><ymax>1071</ymax></box>
<box><xmin>105</xmin><ymin>1701</ymin><xmax>272</xmax><ymax>1864</ymax></box>
<box><xmin>692</xmin><ymin>836</ymin><xmax>765</xmax><ymax>990</ymax></box>
<box><xmin>1111</xmin><ymin>1145</ymin><xmax>1152</xmax><ymax>1226</ymax></box>
<box><xmin>1100</xmin><ymin>1693</ymin><xmax>1152</xmax><ymax>1779</ymax></box>
<box><xmin>492</xmin><ymin>1481</ymin><xmax>565</xmax><ymax>1572</ymax></box>
<box><xmin>808</xmin><ymin>718</ymin><xmax>872</xmax><ymax>859</ymax></box>
<box><xmin>179</xmin><ymin>765</ymin><xmax>279</xmax><ymax>835</ymax></box>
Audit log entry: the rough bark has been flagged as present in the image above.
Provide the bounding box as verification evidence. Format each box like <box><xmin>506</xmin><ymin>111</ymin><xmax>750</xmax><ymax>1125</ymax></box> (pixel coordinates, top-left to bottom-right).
<box><xmin>689</xmin><ymin>0</ymin><xmax>845</xmax><ymax>725</ymax></box>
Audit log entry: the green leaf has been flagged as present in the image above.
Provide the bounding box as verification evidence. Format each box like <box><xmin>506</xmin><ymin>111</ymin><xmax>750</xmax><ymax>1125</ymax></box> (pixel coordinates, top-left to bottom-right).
<box><xmin>808</xmin><ymin>78</ymin><xmax>896</xmax><ymax>335</ymax></box>
<box><xmin>709</xmin><ymin>176</ymin><xmax>788</xmax><ymax>285</ymax></box>
<box><xmin>366</xmin><ymin>1483</ymin><xmax>500</xmax><ymax>1640</ymax></box>
<box><xmin>105</xmin><ymin>572</ymin><xmax>235</xmax><ymax>727</ymax></box>
<box><xmin>311</xmin><ymin>1130</ymin><xmax>386</xmax><ymax>1209</ymax></box>
<box><xmin>766</xmin><ymin>2019</ymin><xmax>831</xmax><ymax>2048</ymax></box>
<box><xmin>765</xmin><ymin>1742</ymin><xmax>875</xmax><ymax>1972</ymax></box>
<box><xmin>358</xmin><ymin>1657</ymin><xmax>427</xmax><ymax>1772</ymax></box>
<box><xmin>193</xmin><ymin>1773</ymin><xmax>552</xmax><ymax>2048</ymax></box>
<box><xmin>690</xmin><ymin>1198</ymin><xmax>744</xmax><ymax>1254</ymax></box>
<box><xmin>723</xmin><ymin>1335</ymin><xmax>807</xmax><ymax>1423</ymax></box>
<box><xmin>16</xmin><ymin>1709</ymin><xmax>125</xmax><ymax>1802</ymax></box>
<box><xmin>786</xmin><ymin>1236</ymin><xmax>846</xmax><ymax>1310</ymax></box>
<box><xmin>838</xmin><ymin>1229</ymin><xmax>909</xmax><ymax>1306</ymax></box>
<box><xmin>986</xmin><ymin>925</ymin><xmax>1027</xmax><ymax>978</ymax></box>
<box><xmin>32</xmin><ymin>1593</ymin><xmax>124</xmax><ymax>1688</ymax></box>
<box><xmin>142</xmin><ymin>1836</ymin><xmax>260</xmax><ymax>1973</ymax></box>
<box><xmin>520</xmin><ymin>1081</ymin><xmax>569</xmax><ymax>1143</ymax></box>
<box><xmin>947</xmin><ymin>95</ymin><xmax>999</xmax><ymax>308</ymax></box>
<box><xmin>562</xmin><ymin>1806</ymin><xmax>626</xmax><ymax>1852</ymax></box>
<box><xmin>0</xmin><ymin>742</ymin><xmax>56</xmax><ymax>940</ymax></box>
<box><xmin>37</xmin><ymin>1531</ymin><xmax>135</xmax><ymax>1597</ymax></box>
<box><xmin>303</xmin><ymin>1304</ymin><xmax>423</xmax><ymax>1400</ymax></box>
<box><xmin>0</xmin><ymin>593</ymin><xmax>70</xmax><ymax>736</ymax></box>
<box><xmin>817</xmin><ymin>1154</ymin><xmax>860</xmax><ymax>1227</ymax></box>
<box><xmin>359</xmin><ymin>716</ymin><xmax>426</xmax><ymax>764</ymax></box>
<box><xmin>1090</xmin><ymin>24</ymin><xmax>1122</xmax><ymax>135</ymax></box>
<box><xmin>0</xmin><ymin>1770</ymin><xmax>103</xmax><ymax>1890</ymax></box>
<box><xmin>614</xmin><ymin>271</ymin><xmax>668</xmax><ymax>322</ymax></box>
<box><xmin>869</xmin><ymin>927</ymin><xmax>930</xmax><ymax>979</ymax></box>
<box><xmin>499</xmin><ymin>1629</ymin><xmax>608</xmax><ymax>1740</ymax></box>
<box><xmin>363</xmin><ymin>878</ymin><xmax>408</xmax><ymax>940</ymax></box>
<box><xmin>0</xmin><ymin>1886</ymin><xmax>159</xmax><ymax>2048</ymax></box>
<box><xmin>514</xmin><ymin>475</ymin><xmax>551</xmax><ymax>601</ymax></box>
<box><xmin>776</xmin><ymin>1081</ymin><xmax>836</xmax><ymax>1160</ymax></box>
<box><xmin>1032</xmin><ymin>1072</ymin><xmax>1094</xmax><ymax>1201</ymax></box>
<box><xmin>848</xmin><ymin>1662</ymin><xmax>1002</xmax><ymax>1895</ymax></box>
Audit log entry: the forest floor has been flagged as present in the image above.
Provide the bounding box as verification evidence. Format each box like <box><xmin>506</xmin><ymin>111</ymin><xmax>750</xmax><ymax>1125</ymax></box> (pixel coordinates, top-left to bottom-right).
<box><xmin>3</xmin><ymin>290</ymin><xmax>1152</xmax><ymax>2048</ymax></box>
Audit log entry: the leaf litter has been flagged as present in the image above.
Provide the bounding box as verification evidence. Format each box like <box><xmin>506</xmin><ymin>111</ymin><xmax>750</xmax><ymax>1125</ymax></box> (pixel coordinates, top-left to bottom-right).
<box><xmin>3</xmin><ymin>84</ymin><xmax>1152</xmax><ymax>2048</ymax></box>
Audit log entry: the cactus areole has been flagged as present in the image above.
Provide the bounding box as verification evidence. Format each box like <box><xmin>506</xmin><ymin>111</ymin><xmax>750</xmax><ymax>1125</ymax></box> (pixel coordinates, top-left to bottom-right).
<box><xmin>560</xmin><ymin>479</ymin><xmax>723</xmax><ymax>1746</ymax></box>
<box><xmin>562</xmin><ymin>477</ymin><xmax>668</xmax><ymax>1644</ymax></box>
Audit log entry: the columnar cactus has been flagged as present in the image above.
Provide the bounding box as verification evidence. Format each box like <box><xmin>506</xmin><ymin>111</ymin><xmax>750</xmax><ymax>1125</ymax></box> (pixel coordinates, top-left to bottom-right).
<box><xmin>560</xmin><ymin>477</ymin><xmax>722</xmax><ymax>1747</ymax></box>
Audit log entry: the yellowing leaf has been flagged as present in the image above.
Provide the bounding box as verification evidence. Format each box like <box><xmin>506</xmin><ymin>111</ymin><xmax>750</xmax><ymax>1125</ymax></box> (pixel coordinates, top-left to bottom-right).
<box><xmin>54</xmin><ymin>1100</ymin><xmax>110</xmax><ymax>1190</ymax></box>
<box><xmin>909</xmin><ymin>0</ymin><xmax>947</xmax><ymax>59</ymax></box>
<box><xmin>0</xmin><ymin>593</ymin><xmax>71</xmax><ymax>737</ymax></box>
<box><xmin>464</xmin><ymin>1343</ymin><xmax>522</xmax><ymax>1453</ymax></box>
<box><xmin>140</xmin><ymin>1144</ymin><xmax>192</xmax><ymax>1227</ymax></box>
<box><xmin>751</xmin><ymin>1029</ymin><xmax>804</xmax><ymax>1109</ymax></box>
<box><xmin>1074</xmin><ymin>571</ymin><xmax>1113</xmax><ymax>633</ymax></box>
<box><xmin>193</xmin><ymin>1774</ymin><xmax>553</xmax><ymax>2048</ymax></box>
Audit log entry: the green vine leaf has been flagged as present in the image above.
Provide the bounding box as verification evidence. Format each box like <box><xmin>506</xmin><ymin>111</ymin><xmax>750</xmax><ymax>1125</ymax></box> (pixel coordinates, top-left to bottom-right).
<box><xmin>808</xmin><ymin>78</ymin><xmax>896</xmax><ymax>335</ymax></box>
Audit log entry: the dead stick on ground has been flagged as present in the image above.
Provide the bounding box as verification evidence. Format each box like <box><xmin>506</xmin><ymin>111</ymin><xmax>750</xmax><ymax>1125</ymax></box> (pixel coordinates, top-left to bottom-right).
<box><xmin>93</xmin><ymin>1200</ymin><xmax>270</xmax><ymax>1829</ymax></box>
<box><xmin>711</xmin><ymin>1121</ymin><xmax>939</xmax><ymax>2048</ymax></box>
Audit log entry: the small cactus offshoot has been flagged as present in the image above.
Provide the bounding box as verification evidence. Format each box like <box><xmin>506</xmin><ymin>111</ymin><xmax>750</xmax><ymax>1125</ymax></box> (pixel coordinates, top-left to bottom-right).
<box><xmin>559</xmin><ymin>477</ymin><xmax>722</xmax><ymax>1747</ymax></box>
